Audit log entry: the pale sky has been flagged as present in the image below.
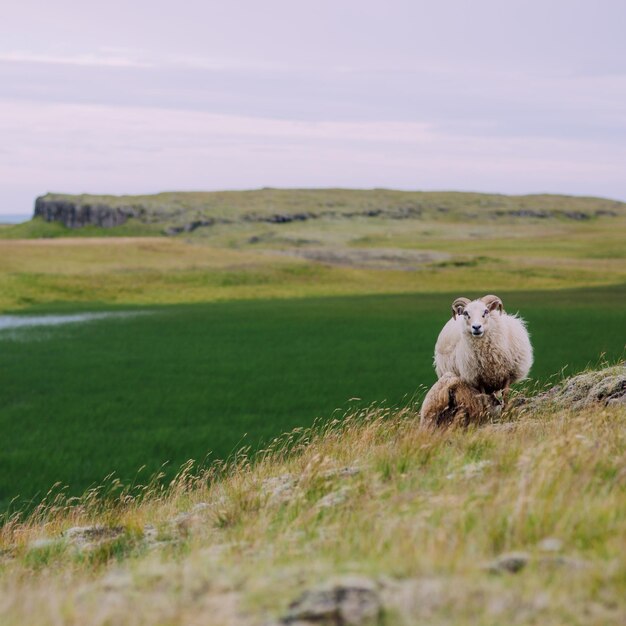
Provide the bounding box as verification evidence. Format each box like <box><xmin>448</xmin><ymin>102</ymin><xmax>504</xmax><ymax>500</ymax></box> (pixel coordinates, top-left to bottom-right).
<box><xmin>1</xmin><ymin>0</ymin><xmax>625</xmax><ymax>215</ymax></box>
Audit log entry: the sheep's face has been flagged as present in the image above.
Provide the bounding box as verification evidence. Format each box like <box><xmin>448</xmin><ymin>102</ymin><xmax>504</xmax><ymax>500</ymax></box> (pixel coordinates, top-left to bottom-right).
<box><xmin>453</xmin><ymin>297</ymin><xmax>503</xmax><ymax>339</ymax></box>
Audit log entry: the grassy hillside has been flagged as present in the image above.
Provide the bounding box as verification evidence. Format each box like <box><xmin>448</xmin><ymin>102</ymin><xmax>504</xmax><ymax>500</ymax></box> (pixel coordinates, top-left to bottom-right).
<box><xmin>0</xmin><ymin>218</ymin><xmax>162</xmax><ymax>239</ymax></box>
<box><xmin>0</xmin><ymin>366</ymin><xmax>624</xmax><ymax>625</ymax></box>
<box><xmin>29</xmin><ymin>188</ymin><xmax>626</xmax><ymax>220</ymax></box>
<box><xmin>3</xmin><ymin>189</ymin><xmax>626</xmax><ymax>240</ymax></box>
<box><xmin>1</xmin><ymin>286</ymin><xmax>624</xmax><ymax>514</ymax></box>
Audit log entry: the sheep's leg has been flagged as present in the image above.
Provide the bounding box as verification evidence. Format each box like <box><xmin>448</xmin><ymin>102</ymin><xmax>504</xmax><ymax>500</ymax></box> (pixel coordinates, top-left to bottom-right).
<box><xmin>489</xmin><ymin>382</ymin><xmax>511</xmax><ymax>409</ymax></box>
<box><xmin>501</xmin><ymin>383</ymin><xmax>511</xmax><ymax>408</ymax></box>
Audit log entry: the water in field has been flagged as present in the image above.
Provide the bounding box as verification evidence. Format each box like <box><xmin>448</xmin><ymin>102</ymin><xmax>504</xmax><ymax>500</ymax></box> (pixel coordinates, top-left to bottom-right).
<box><xmin>0</xmin><ymin>214</ymin><xmax>30</xmax><ymax>224</ymax></box>
<box><xmin>0</xmin><ymin>312</ymin><xmax>143</xmax><ymax>333</ymax></box>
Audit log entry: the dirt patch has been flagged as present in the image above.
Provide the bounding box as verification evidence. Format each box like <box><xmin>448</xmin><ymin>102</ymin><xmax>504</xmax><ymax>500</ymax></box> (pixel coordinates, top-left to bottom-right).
<box><xmin>276</xmin><ymin>247</ymin><xmax>449</xmax><ymax>270</ymax></box>
<box><xmin>6</xmin><ymin>237</ymin><xmax>166</xmax><ymax>246</ymax></box>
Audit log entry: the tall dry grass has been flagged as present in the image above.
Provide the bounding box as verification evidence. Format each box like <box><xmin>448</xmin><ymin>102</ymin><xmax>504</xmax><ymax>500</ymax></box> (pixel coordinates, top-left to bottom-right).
<box><xmin>0</xmin><ymin>396</ymin><xmax>624</xmax><ymax>625</ymax></box>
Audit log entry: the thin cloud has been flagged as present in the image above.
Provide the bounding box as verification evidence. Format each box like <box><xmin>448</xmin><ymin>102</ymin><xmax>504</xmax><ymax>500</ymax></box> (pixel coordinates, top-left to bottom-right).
<box><xmin>0</xmin><ymin>50</ymin><xmax>153</xmax><ymax>68</ymax></box>
<box><xmin>0</xmin><ymin>49</ymin><xmax>292</xmax><ymax>72</ymax></box>
<box><xmin>2</xmin><ymin>100</ymin><xmax>624</xmax><ymax>209</ymax></box>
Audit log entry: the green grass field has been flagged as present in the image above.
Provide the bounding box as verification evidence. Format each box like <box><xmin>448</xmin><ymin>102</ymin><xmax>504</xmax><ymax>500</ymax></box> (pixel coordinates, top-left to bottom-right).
<box><xmin>1</xmin><ymin>285</ymin><xmax>624</xmax><ymax>513</ymax></box>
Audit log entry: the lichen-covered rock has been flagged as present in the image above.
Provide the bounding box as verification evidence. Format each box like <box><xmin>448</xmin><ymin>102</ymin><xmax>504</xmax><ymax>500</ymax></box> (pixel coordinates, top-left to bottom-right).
<box><xmin>537</xmin><ymin>537</ymin><xmax>563</xmax><ymax>553</ymax></box>
<box><xmin>526</xmin><ymin>365</ymin><xmax>626</xmax><ymax>411</ymax></box>
<box><xmin>34</xmin><ymin>196</ymin><xmax>138</xmax><ymax>228</ymax></box>
<box><xmin>63</xmin><ymin>525</ymin><xmax>124</xmax><ymax>549</ymax></box>
<box><xmin>447</xmin><ymin>460</ymin><xmax>493</xmax><ymax>480</ymax></box>
<box><xmin>320</xmin><ymin>466</ymin><xmax>361</xmax><ymax>480</ymax></box>
<box><xmin>142</xmin><ymin>524</ymin><xmax>158</xmax><ymax>543</ymax></box>
<box><xmin>262</xmin><ymin>473</ymin><xmax>297</xmax><ymax>505</ymax></box>
<box><xmin>316</xmin><ymin>486</ymin><xmax>351</xmax><ymax>509</ymax></box>
<box><xmin>486</xmin><ymin>552</ymin><xmax>530</xmax><ymax>574</ymax></box>
<box><xmin>281</xmin><ymin>576</ymin><xmax>381</xmax><ymax>625</ymax></box>
<box><xmin>27</xmin><ymin>537</ymin><xmax>61</xmax><ymax>550</ymax></box>
<box><xmin>537</xmin><ymin>555</ymin><xmax>589</xmax><ymax>570</ymax></box>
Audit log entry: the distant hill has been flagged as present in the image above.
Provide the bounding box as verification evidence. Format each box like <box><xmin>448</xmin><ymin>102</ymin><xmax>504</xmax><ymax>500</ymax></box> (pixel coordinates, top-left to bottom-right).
<box><xmin>25</xmin><ymin>189</ymin><xmax>626</xmax><ymax>236</ymax></box>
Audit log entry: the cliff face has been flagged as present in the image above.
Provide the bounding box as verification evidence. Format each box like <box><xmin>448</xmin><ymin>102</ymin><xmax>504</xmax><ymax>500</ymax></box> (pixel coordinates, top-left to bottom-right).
<box><xmin>31</xmin><ymin>190</ymin><xmax>626</xmax><ymax>233</ymax></box>
<box><xmin>34</xmin><ymin>197</ymin><xmax>138</xmax><ymax>229</ymax></box>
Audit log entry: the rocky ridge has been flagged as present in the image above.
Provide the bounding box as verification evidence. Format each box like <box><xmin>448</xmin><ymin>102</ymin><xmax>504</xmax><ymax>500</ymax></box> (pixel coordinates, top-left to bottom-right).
<box><xmin>30</xmin><ymin>191</ymin><xmax>625</xmax><ymax>233</ymax></box>
<box><xmin>33</xmin><ymin>197</ymin><xmax>141</xmax><ymax>228</ymax></box>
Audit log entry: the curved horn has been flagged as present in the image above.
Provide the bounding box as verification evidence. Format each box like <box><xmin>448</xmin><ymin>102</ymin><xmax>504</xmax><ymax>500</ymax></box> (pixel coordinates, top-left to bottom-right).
<box><xmin>451</xmin><ymin>297</ymin><xmax>470</xmax><ymax>319</ymax></box>
<box><xmin>481</xmin><ymin>294</ymin><xmax>504</xmax><ymax>314</ymax></box>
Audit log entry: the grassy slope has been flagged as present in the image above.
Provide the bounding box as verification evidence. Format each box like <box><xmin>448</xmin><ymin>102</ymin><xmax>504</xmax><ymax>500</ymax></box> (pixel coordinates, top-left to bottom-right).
<box><xmin>0</xmin><ymin>373</ymin><xmax>624</xmax><ymax>625</ymax></box>
<box><xmin>0</xmin><ymin>218</ymin><xmax>162</xmax><ymax>239</ymax></box>
<box><xmin>2</xmin><ymin>189</ymin><xmax>625</xmax><ymax>241</ymax></box>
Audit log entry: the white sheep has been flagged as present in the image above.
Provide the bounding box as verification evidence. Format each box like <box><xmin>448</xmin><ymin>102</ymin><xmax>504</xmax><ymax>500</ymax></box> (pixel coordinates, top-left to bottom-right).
<box><xmin>433</xmin><ymin>294</ymin><xmax>533</xmax><ymax>400</ymax></box>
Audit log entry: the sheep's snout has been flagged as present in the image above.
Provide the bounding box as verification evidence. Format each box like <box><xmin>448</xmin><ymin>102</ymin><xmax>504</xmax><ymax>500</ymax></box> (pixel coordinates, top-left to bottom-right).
<box><xmin>471</xmin><ymin>324</ymin><xmax>484</xmax><ymax>337</ymax></box>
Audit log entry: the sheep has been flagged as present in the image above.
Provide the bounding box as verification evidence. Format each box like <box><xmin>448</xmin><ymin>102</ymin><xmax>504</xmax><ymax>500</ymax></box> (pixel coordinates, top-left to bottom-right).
<box><xmin>433</xmin><ymin>294</ymin><xmax>533</xmax><ymax>402</ymax></box>
<box><xmin>420</xmin><ymin>372</ymin><xmax>502</xmax><ymax>427</ymax></box>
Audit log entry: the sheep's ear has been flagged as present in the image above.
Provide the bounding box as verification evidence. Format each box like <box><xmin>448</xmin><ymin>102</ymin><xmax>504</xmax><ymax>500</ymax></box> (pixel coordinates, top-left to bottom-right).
<box><xmin>482</xmin><ymin>294</ymin><xmax>503</xmax><ymax>314</ymax></box>
<box><xmin>451</xmin><ymin>297</ymin><xmax>470</xmax><ymax>319</ymax></box>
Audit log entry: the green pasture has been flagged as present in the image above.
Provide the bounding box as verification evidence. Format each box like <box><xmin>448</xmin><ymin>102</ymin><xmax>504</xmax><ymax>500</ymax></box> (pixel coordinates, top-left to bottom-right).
<box><xmin>1</xmin><ymin>285</ymin><xmax>624</xmax><ymax>513</ymax></box>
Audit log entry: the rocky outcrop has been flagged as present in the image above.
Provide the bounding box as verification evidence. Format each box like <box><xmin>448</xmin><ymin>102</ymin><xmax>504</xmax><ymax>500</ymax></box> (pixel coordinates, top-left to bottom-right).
<box><xmin>164</xmin><ymin>219</ymin><xmax>220</xmax><ymax>236</ymax></box>
<box><xmin>521</xmin><ymin>364</ymin><xmax>626</xmax><ymax>411</ymax></box>
<box><xmin>32</xmin><ymin>190</ymin><xmax>624</xmax><ymax>232</ymax></box>
<box><xmin>34</xmin><ymin>197</ymin><xmax>139</xmax><ymax>229</ymax></box>
<box><xmin>33</xmin><ymin>195</ymin><xmax>427</xmax><ymax>233</ymax></box>
<box><xmin>279</xmin><ymin>577</ymin><xmax>382</xmax><ymax>625</ymax></box>
<box><xmin>421</xmin><ymin>364</ymin><xmax>626</xmax><ymax>429</ymax></box>
<box><xmin>492</xmin><ymin>209</ymin><xmax>615</xmax><ymax>220</ymax></box>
